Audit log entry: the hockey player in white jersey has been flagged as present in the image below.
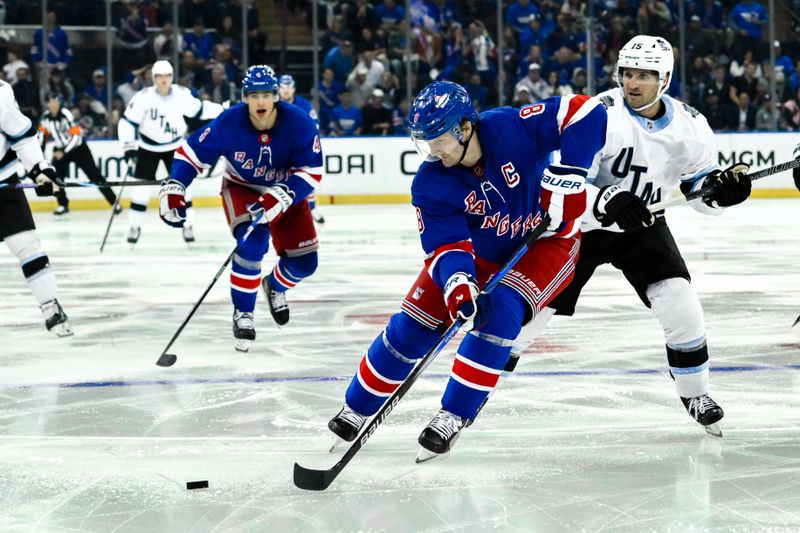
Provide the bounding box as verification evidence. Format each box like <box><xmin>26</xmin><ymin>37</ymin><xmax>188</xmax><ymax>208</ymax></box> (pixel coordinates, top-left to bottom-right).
<box><xmin>118</xmin><ymin>60</ymin><xmax>223</xmax><ymax>244</ymax></box>
<box><xmin>0</xmin><ymin>80</ymin><xmax>72</xmax><ymax>336</ymax></box>
<box><xmin>510</xmin><ymin>35</ymin><xmax>752</xmax><ymax>437</ymax></box>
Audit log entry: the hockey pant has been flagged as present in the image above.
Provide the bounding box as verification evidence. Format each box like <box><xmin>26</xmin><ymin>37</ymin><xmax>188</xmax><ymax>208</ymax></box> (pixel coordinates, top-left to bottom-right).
<box><xmin>53</xmin><ymin>143</ymin><xmax>117</xmax><ymax>208</ymax></box>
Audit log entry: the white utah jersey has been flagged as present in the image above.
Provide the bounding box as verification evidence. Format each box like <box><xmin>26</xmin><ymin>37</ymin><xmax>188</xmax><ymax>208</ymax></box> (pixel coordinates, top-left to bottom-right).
<box><xmin>583</xmin><ymin>88</ymin><xmax>720</xmax><ymax>229</ymax></box>
<box><xmin>120</xmin><ymin>85</ymin><xmax>211</xmax><ymax>153</ymax></box>
<box><xmin>0</xmin><ymin>81</ymin><xmax>46</xmax><ymax>181</ymax></box>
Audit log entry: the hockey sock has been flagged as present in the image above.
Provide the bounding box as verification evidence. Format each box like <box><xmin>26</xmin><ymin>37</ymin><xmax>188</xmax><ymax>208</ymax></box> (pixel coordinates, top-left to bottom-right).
<box><xmin>269</xmin><ymin>253</ymin><xmax>318</xmax><ymax>293</ymax></box>
<box><xmin>308</xmin><ymin>194</ymin><xmax>317</xmax><ymax>211</ymax></box>
<box><xmin>345</xmin><ymin>312</ymin><xmax>440</xmax><ymax>416</ymax></box>
<box><xmin>230</xmin><ymin>254</ymin><xmax>261</xmax><ymax>313</ymax></box>
<box><xmin>441</xmin><ymin>286</ymin><xmax>526</xmax><ymax>419</ymax></box>
<box><xmin>5</xmin><ymin>231</ymin><xmax>58</xmax><ymax>306</ymax></box>
<box><xmin>128</xmin><ymin>185</ymin><xmax>152</xmax><ymax>228</ymax></box>
<box><xmin>667</xmin><ymin>343</ymin><xmax>710</xmax><ymax>398</ymax></box>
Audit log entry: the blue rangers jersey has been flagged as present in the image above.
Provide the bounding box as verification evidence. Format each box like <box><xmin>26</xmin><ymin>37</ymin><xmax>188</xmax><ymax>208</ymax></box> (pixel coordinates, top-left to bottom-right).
<box><xmin>413</xmin><ymin>95</ymin><xmax>607</xmax><ymax>288</ymax></box>
<box><xmin>285</xmin><ymin>95</ymin><xmax>319</xmax><ymax>128</ymax></box>
<box><xmin>171</xmin><ymin>101</ymin><xmax>323</xmax><ymax>201</ymax></box>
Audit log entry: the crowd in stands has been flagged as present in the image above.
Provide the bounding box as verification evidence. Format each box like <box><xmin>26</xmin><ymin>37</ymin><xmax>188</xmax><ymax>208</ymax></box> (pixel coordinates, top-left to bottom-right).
<box><xmin>2</xmin><ymin>0</ymin><xmax>799</xmax><ymax>137</ymax></box>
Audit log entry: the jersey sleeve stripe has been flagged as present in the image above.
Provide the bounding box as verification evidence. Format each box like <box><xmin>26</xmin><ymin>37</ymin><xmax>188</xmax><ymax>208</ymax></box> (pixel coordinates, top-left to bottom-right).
<box><xmin>424</xmin><ymin>240</ymin><xmax>475</xmax><ymax>278</ymax></box>
<box><xmin>175</xmin><ymin>143</ymin><xmax>209</xmax><ymax>172</ymax></box>
<box><xmin>557</xmin><ymin>94</ymin><xmax>599</xmax><ymax>133</ymax></box>
<box><xmin>547</xmin><ymin>163</ymin><xmax>588</xmax><ymax>178</ymax></box>
<box><xmin>122</xmin><ymin>116</ymin><xmax>139</xmax><ymax>127</ymax></box>
<box><xmin>289</xmin><ymin>167</ymin><xmax>323</xmax><ymax>187</ymax></box>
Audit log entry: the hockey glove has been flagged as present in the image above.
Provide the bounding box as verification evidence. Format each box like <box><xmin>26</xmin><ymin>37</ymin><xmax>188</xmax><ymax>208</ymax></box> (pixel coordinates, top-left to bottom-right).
<box><xmin>443</xmin><ymin>273</ymin><xmax>480</xmax><ymax>330</ymax></box>
<box><xmin>793</xmin><ymin>144</ymin><xmax>800</xmax><ymax>192</ymax></box>
<box><xmin>593</xmin><ymin>185</ymin><xmax>655</xmax><ymax>231</ymax></box>
<box><xmin>29</xmin><ymin>161</ymin><xmax>63</xmax><ymax>197</ymax></box>
<box><xmin>246</xmin><ymin>184</ymin><xmax>294</xmax><ymax>224</ymax></box>
<box><xmin>158</xmin><ymin>179</ymin><xmax>187</xmax><ymax>227</ymax></box>
<box><xmin>124</xmin><ymin>149</ymin><xmax>138</xmax><ymax>176</ymax></box>
<box><xmin>701</xmin><ymin>163</ymin><xmax>751</xmax><ymax>208</ymax></box>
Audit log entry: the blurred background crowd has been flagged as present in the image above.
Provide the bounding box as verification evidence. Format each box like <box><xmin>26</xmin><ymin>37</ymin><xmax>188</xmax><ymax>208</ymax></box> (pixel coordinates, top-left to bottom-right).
<box><xmin>1</xmin><ymin>0</ymin><xmax>798</xmax><ymax>138</ymax></box>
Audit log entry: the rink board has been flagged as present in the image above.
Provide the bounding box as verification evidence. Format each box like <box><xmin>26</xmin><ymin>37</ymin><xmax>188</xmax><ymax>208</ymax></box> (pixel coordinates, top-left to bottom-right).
<box><xmin>22</xmin><ymin>132</ymin><xmax>800</xmax><ymax>212</ymax></box>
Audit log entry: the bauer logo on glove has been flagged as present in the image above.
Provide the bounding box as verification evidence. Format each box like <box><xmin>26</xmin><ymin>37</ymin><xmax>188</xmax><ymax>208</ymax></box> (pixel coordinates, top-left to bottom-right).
<box><xmin>158</xmin><ymin>179</ymin><xmax>187</xmax><ymax>227</ymax></box>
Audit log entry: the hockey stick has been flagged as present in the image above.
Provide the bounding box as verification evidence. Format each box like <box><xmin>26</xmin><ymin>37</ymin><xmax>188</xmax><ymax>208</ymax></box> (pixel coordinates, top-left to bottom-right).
<box><xmin>293</xmin><ymin>213</ymin><xmax>551</xmax><ymax>491</ymax></box>
<box><xmin>99</xmin><ymin>165</ymin><xmax>134</xmax><ymax>253</ymax></box>
<box><xmin>648</xmin><ymin>158</ymin><xmax>800</xmax><ymax>212</ymax></box>
<box><xmin>0</xmin><ymin>181</ymin><xmax>160</xmax><ymax>190</ymax></box>
<box><xmin>155</xmin><ymin>212</ymin><xmax>263</xmax><ymax>367</ymax></box>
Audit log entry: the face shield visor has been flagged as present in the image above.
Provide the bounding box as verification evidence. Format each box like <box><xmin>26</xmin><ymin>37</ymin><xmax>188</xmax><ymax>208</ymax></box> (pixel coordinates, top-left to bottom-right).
<box><xmin>410</xmin><ymin>127</ymin><xmax>463</xmax><ymax>163</ymax></box>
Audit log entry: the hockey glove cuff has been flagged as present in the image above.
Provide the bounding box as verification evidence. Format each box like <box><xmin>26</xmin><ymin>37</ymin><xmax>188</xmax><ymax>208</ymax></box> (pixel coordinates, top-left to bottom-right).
<box><xmin>247</xmin><ymin>185</ymin><xmax>294</xmax><ymax>224</ymax></box>
<box><xmin>443</xmin><ymin>272</ymin><xmax>480</xmax><ymax>329</ymax></box>
<box><xmin>593</xmin><ymin>185</ymin><xmax>655</xmax><ymax>231</ymax></box>
<box><xmin>29</xmin><ymin>161</ymin><xmax>63</xmax><ymax>197</ymax></box>
<box><xmin>701</xmin><ymin>163</ymin><xmax>750</xmax><ymax>208</ymax></box>
<box><xmin>158</xmin><ymin>180</ymin><xmax>187</xmax><ymax>227</ymax></box>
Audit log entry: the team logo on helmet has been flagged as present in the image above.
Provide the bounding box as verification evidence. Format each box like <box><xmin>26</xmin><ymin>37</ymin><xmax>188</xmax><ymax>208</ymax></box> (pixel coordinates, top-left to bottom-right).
<box><xmin>434</xmin><ymin>94</ymin><xmax>450</xmax><ymax>108</ymax></box>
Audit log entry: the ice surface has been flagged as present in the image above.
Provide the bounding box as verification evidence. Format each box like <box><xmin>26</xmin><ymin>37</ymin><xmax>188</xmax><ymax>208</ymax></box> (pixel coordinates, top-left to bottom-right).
<box><xmin>1</xmin><ymin>201</ymin><xmax>799</xmax><ymax>532</ymax></box>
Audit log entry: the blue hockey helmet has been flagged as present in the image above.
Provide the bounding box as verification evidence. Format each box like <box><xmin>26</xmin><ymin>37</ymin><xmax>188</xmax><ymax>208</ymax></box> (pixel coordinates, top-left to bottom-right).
<box><xmin>241</xmin><ymin>65</ymin><xmax>279</xmax><ymax>95</ymax></box>
<box><xmin>278</xmin><ymin>74</ymin><xmax>295</xmax><ymax>88</ymax></box>
<box><xmin>407</xmin><ymin>81</ymin><xmax>477</xmax><ymax>161</ymax></box>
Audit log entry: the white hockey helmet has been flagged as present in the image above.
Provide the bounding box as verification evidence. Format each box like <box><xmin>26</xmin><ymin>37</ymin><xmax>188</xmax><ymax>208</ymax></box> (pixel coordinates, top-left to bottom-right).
<box><xmin>152</xmin><ymin>60</ymin><xmax>174</xmax><ymax>77</ymax></box>
<box><xmin>614</xmin><ymin>35</ymin><xmax>673</xmax><ymax>111</ymax></box>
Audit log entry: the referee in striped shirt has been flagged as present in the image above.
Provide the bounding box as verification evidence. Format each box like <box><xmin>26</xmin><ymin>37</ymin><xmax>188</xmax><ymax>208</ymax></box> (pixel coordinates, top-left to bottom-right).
<box><xmin>38</xmin><ymin>92</ymin><xmax>119</xmax><ymax>215</ymax></box>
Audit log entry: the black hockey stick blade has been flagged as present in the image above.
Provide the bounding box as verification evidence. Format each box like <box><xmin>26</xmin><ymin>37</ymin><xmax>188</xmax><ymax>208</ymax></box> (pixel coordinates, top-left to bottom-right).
<box><xmin>156</xmin><ymin>353</ymin><xmax>178</xmax><ymax>367</ymax></box>
<box><xmin>293</xmin><ymin>461</ymin><xmax>342</xmax><ymax>491</ymax></box>
<box><xmin>792</xmin><ymin>314</ymin><xmax>800</xmax><ymax>328</ymax></box>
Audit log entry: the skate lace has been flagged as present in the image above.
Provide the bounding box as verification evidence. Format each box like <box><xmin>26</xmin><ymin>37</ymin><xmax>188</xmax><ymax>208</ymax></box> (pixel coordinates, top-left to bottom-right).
<box><xmin>338</xmin><ymin>407</ymin><xmax>366</xmax><ymax>429</ymax></box>
<box><xmin>269</xmin><ymin>289</ymin><xmax>289</xmax><ymax>312</ymax></box>
<box><xmin>428</xmin><ymin>410</ymin><xmax>464</xmax><ymax>440</ymax></box>
<box><xmin>689</xmin><ymin>395</ymin><xmax>714</xmax><ymax>415</ymax></box>
<box><xmin>40</xmin><ymin>299</ymin><xmax>61</xmax><ymax>319</ymax></box>
<box><xmin>234</xmin><ymin>311</ymin><xmax>255</xmax><ymax>329</ymax></box>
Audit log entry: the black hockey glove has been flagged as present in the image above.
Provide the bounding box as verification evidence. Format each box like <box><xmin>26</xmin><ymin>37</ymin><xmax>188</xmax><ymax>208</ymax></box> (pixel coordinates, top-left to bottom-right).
<box><xmin>28</xmin><ymin>161</ymin><xmax>63</xmax><ymax>197</ymax></box>
<box><xmin>124</xmin><ymin>149</ymin><xmax>138</xmax><ymax>176</ymax></box>
<box><xmin>593</xmin><ymin>185</ymin><xmax>655</xmax><ymax>231</ymax></box>
<box><xmin>702</xmin><ymin>163</ymin><xmax>751</xmax><ymax>208</ymax></box>
<box><xmin>793</xmin><ymin>144</ymin><xmax>800</xmax><ymax>192</ymax></box>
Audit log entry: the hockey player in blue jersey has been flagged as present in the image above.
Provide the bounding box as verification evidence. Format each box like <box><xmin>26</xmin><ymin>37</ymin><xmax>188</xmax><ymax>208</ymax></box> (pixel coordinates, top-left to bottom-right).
<box><xmin>278</xmin><ymin>74</ymin><xmax>325</xmax><ymax>224</ymax></box>
<box><xmin>327</xmin><ymin>80</ymin><xmax>608</xmax><ymax>460</ymax></box>
<box><xmin>159</xmin><ymin>65</ymin><xmax>324</xmax><ymax>352</ymax></box>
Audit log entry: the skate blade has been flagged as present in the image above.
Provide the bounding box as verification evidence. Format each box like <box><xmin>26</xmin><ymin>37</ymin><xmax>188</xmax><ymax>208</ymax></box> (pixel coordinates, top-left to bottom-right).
<box><xmin>234</xmin><ymin>339</ymin><xmax>252</xmax><ymax>353</ymax></box>
<box><xmin>415</xmin><ymin>447</ymin><xmax>448</xmax><ymax>464</ymax></box>
<box><xmin>51</xmin><ymin>323</ymin><xmax>74</xmax><ymax>337</ymax></box>
<box><xmin>703</xmin><ymin>422</ymin><xmax>723</xmax><ymax>438</ymax></box>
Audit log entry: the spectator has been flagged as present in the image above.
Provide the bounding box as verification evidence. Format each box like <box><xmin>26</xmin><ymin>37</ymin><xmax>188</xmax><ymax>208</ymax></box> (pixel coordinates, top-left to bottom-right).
<box><xmin>324</xmin><ymin>40</ymin><xmax>356</xmax><ymax>84</ymax></box>
<box><xmin>545</xmin><ymin>70</ymin><xmax>561</xmax><ymax>96</ymax></box>
<box><xmin>183</xmin><ymin>19</ymin><xmax>215</xmax><ymax>64</ymax></box>
<box><xmin>708</xmin><ymin>64</ymin><xmax>735</xmax><ymax>107</ymax></box>
<box><xmin>361</xmin><ymin>88</ymin><xmax>393</xmax><ymax>135</ymax></box>
<box><xmin>346</xmin><ymin>65</ymin><xmax>374</xmax><ymax>108</ymax></box>
<box><xmin>569</xmin><ymin>66</ymin><xmax>589</xmax><ymax>95</ymax></box>
<box><xmin>733</xmin><ymin>91</ymin><xmax>756</xmax><ymax>130</ymax></box>
<box><xmin>728</xmin><ymin>0</ymin><xmax>767</xmax><ymax>60</ymax></box>
<box><xmin>200</xmin><ymin>64</ymin><xmax>237</xmax><ymax>104</ymax></box>
<box><xmin>39</xmin><ymin>67</ymin><xmax>74</xmax><ymax>109</ymax></box>
<box><xmin>465</xmin><ymin>72</ymin><xmax>489</xmax><ymax>110</ymax></box>
<box><xmin>518</xmin><ymin>15</ymin><xmax>544</xmax><ymax>55</ymax></box>
<box><xmin>514</xmin><ymin>62</ymin><xmax>550</xmax><ymax>101</ymax></box>
<box><xmin>228</xmin><ymin>0</ymin><xmax>267</xmax><ymax>64</ymax></box>
<box><xmin>216</xmin><ymin>15</ymin><xmax>243</xmax><ymax>61</ymax></box>
<box><xmin>82</xmin><ymin>68</ymin><xmax>110</xmax><ymax>106</ymax></box>
<box><xmin>185</xmin><ymin>0</ymin><xmax>214</xmax><ymax>27</ymax></box>
<box><xmin>730</xmin><ymin>61</ymin><xmax>762</xmax><ymax>106</ymax></box>
<box><xmin>346</xmin><ymin>0</ymin><xmax>380</xmax><ymax>36</ymax></box>
<box><xmin>427</xmin><ymin>0</ymin><xmax>461</xmax><ymax>32</ymax></box>
<box><xmin>206</xmin><ymin>43</ymin><xmax>238</xmax><ymax>85</ymax></box>
<box><xmin>12</xmin><ymin>65</ymin><xmax>40</xmax><ymax>119</ymax></box>
<box><xmin>391</xmin><ymin>95</ymin><xmax>410</xmax><ymax>135</ymax></box>
<box><xmin>3</xmin><ymin>49</ymin><xmax>29</xmax><ymax>85</ymax></box>
<box><xmin>685</xmin><ymin>15</ymin><xmax>715</xmax><ymax>58</ymax></box>
<box><xmin>546</xmin><ymin>13</ymin><xmax>580</xmax><ymax>53</ymax></box>
<box><xmin>350</xmin><ymin>50</ymin><xmax>385</xmax><ymax>87</ymax></box>
<box><xmin>322</xmin><ymin>15</ymin><xmax>352</xmax><ymax>53</ymax></box>
<box><xmin>376</xmin><ymin>0</ymin><xmax>405</xmax><ymax>30</ymax></box>
<box><xmin>698</xmin><ymin>0</ymin><xmax>725</xmax><ymax>31</ymax></box>
<box><xmin>154</xmin><ymin>22</ymin><xmax>183</xmax><ymax>60</ymax></box>
<box><xmin>754</xmin><ymin>94</ymin><xmax>779</xmax><ymax>130</ymax></box>
<box><xmin>772</xmin><ymin>41</ymin><xmax>795</xmax><ymax>84</ymax></box>
<box><xmin>782</xmin><ymin>87</ymin><xmax>800</xmax><ymax>130</ymax></box>
<box><xmin>72</xmin><ymin>93</ymin><xmax>108</xmax><ymax>138</ymax></box>
<box><xmin>516</xmin><ymin>44</ymin><xmax>545</xmax><ymax>80</ymax></box>
<box><xmin>116</xmin><ymin>65</ymin><xmax>153</xmax><ymax>106</ymax></box>
<box><xmin>116</xmin><ymin>2</ymin><xmax>150</xmax><ymax>73</ymax></box>
<box><xmin>466</xmin><ymin>20</ymin><xmax>496</xmax><ymax>85</ymax></box>
<box><xmin>329</xmin><ymin>88</ymin><xmax>362</xmax><ymax>136</ymax></box>
<box><xmin>30</xmin><ymin>10</ymin><xmax>73</xmax><ymax>72</ymax></box>
<box><xmin>702</xmin><ymin>87</ymin><xmax>732</xmax><ymax>131</ymax></box>
<box><xmin>375</xmin><ymin>70</ymin><xmax>401</xmax><ymax>105</ymax></box>
<box><xmin>506</xmin><ymin>0</ymin><xmax>541</xmax><ymax>34</ymax></box>
<box><xmin>547</xmin><ymin>45</ymin><xmax>577</xmax><ymax>86</ymax></box>
<box><xmin>315</xmin><ymin>68</ymin><xmax>344</xmax><ymax>135</ymax></box>
<box><xmin>637</xmin><ymin>0</ymin><xmax>673</xmax><ymax>40</ymax></box>
<box><xmin>356</xmin><ymin>27</ymin><xmax>386</xmax><ymax>56</ymax></box>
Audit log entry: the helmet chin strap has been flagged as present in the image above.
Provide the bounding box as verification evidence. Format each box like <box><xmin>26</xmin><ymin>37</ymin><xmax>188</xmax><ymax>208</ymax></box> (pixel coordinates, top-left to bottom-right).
<box><xmin>455</xmin><ymin>123</ymin><xmax>476</xmax><ymax>166</ymax></box>
<box><xmin>629</xmin><ymin>77</ymin><xmax>670</xmax><ymax>113</ymax></box>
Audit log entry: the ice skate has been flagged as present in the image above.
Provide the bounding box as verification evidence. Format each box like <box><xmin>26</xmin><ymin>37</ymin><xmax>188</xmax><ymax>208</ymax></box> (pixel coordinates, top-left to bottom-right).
<box><xmin>328</xmin><ymin>405</ymin><xmax>367</xmax><ymax>452</ymax></box>
<box><xmin>311</xmin><ymin>208</ymin><xmax>325</xmax><ymax>224</ymax></box>
<box><xmin>416</xmin><ymin>409</ymin><xmax>467</xmax><ymax>463</ymax></box>
<box><xmin>41</xmin><ymin>299</ymin><xmax>73</xmax><ymax>337</ymax></box>
<box><xmin>182</xmin><ymin>225</ymin><xmax>195</xmax><ymax>243</ymax></box>
<box><xmin>262</xmin><ymin>277</ymin><xmax>290</xmax><ymax>326</ymax></box>
<box><xmin>681</xmin><ymin>394</ymin><xmax>724</xmax><ymax>437</ymax></box>
<box><xmin>53</xmin><ymin>205</ymin><xmax>69</xmax><ymax>216</ymax></box>
<box><xmin>127</xmin><ymin>226</ymin><xmax>141</xmax><ymax>244</ymax></box>
<box><xmin>233</xmin><ymin>310</ymin><xmax>256</xmax><ymax>352</ymax></box>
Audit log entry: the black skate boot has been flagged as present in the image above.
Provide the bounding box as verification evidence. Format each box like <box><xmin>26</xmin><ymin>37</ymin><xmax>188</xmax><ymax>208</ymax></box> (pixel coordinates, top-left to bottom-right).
<box><xmin>182</xmin><ymin>225</ymin><xmax>195</xmax><ymax>243</ymax></box>
<box><xmin>127</xmin><ymin>226</ymin><xmax>141</xmax><ymax>244</ymax></box>
<box><xmin>233</xmin><ymin>310</ymin><xmax>256</xmax><ymax>352</ymax></box>
<box><xmin>41</xmin><ymin>299</ymin><xmax>73</xmax><ymax>337</ymax></box>
<box><xmin>311</xmin><ymin>207</ymin><xmax>325</xmax><ymax>224</ymax></box>
<box><xmin>262</xmin><ymin>276</ymin><xmax>289</xmax><ymax>326</ymax></box>
<box><xmin>416</xmin><ymin>409</ymin><xmax>468</xmax><ymax>463</ymax></box>
<box><xmin>328</xmin><ymin>405</ymin><xmax>367</xmax><ymax>450</ymax></box>
<box><xmin>681</xmin><ymin>394</ymin><xmax>724</xmax><ymax>437</ymax></box>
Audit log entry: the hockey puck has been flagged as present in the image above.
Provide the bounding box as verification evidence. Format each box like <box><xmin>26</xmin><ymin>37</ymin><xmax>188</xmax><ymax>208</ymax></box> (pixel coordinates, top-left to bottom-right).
<box><xmin>186</xmin><ymin>480</ymin><xmax>208</xmax><ymax>490</ymax></box>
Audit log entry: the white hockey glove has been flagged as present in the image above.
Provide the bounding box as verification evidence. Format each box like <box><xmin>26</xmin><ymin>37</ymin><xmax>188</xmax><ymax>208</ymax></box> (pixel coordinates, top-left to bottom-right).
<box><xmin>443</xmin><ymin>273</ymin><xmax>480</xmax><ymax>330</ymax></box>
<box><xmin>158</xmin><ymin>180</ymin><xmax>187</xmax><ymax>227</ymax></box>
<box><xmin>29</xmin><ymin>161</ymin><xmax>63</xmax><ymax>197</ymax></box>
<box><xmin>247</xmin><ymin>184</ymin><xmax>294</xmax><ymax>224</ymax></box>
